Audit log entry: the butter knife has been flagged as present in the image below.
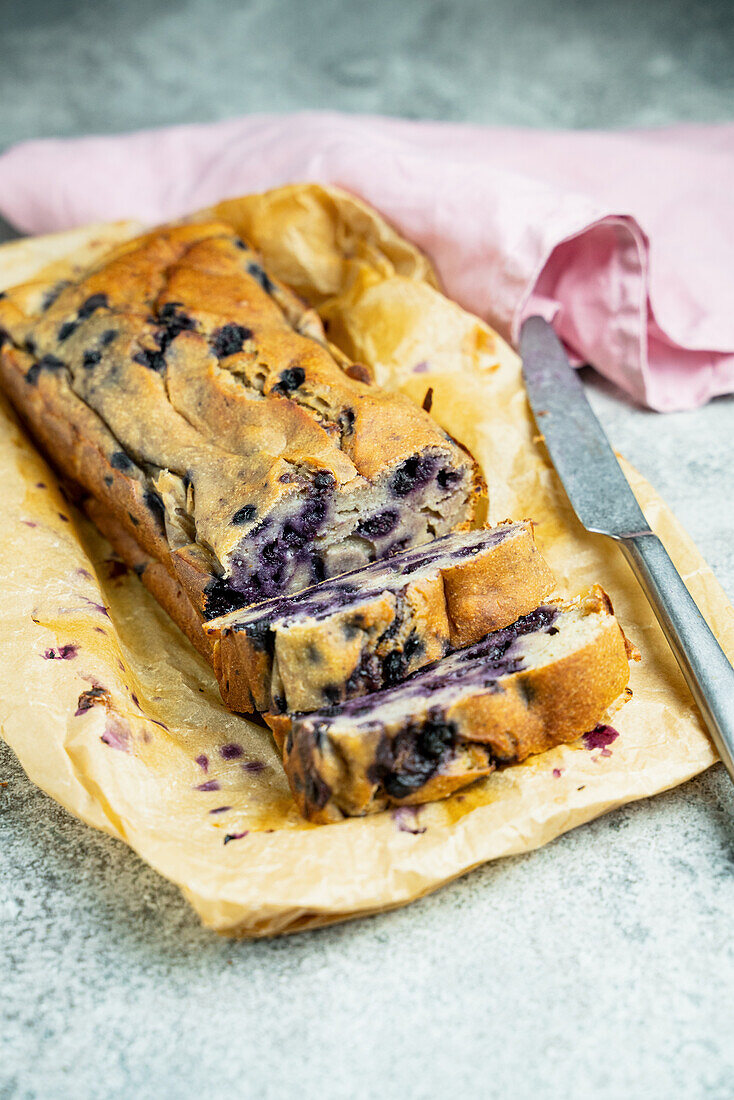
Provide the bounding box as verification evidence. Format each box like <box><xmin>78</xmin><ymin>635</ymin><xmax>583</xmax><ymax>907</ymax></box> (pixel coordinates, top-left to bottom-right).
<box><xmin>520</xmin><ymin>315</ymin><xmax>734</xmax><ymax>783</ymax></box>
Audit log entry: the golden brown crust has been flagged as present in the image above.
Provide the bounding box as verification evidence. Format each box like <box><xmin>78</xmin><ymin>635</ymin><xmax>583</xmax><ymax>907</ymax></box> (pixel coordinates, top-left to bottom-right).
<box><xmin>83</xmin><ymin>496</ymin><xmax>214</xmax><ymax>662</ymax></box>
<box><xmin>442</xmin><ymin>522</ymin><xmax>555</xmax><ymax>647</ymax></box>
<box><xmin>0</xmin><ymin>344</ymin><xmax>172</xmax><ymax>565</ymax></box>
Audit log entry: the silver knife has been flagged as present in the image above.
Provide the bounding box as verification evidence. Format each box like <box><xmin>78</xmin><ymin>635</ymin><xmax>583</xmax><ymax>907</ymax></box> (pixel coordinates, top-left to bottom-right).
<box><xmin>520</xmin><ymin>315</ymin><xmax>734</xmax><ymax>783</ymax></box>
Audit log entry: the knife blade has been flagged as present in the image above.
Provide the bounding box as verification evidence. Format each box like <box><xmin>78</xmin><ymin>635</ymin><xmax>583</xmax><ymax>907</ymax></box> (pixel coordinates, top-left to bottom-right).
<box><xmin>520</xmin><ymin>315</ymin><xmax>734</xmax><ymax>785</ymax></box>
<box><xmin>519</xmin><ymin>316</ymin><xmax>651</xmax><ymax>539</ymax></box>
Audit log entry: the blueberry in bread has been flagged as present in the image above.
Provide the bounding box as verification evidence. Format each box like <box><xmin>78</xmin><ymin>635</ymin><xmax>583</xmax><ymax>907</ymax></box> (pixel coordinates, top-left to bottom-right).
<box><xmin>206</xmin><ymin>521</ymin><xmax>556</xmax><ymax>716</ymax></box>
<box><xmin>276</xmin><ymin>587</ymin><xmax>634</xmax><ymax>822</ymax></box>
<box><xmin>0</xmin><ymin>222</ymin><xmax>480</xmax><ymax>623</ymax></box>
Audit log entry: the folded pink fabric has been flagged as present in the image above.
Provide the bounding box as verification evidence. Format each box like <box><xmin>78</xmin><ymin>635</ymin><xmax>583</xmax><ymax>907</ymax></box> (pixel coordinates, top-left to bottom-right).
<box><xmin>0</xmin><ymin>112</ymin><xmax>732</xmax><ymax>411</ymax></box>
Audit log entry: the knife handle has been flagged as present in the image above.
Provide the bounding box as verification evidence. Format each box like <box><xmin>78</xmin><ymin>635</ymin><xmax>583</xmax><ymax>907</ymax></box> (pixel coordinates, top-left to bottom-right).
<box><xmin>619</xmin><ymin>533</ymin><xmax>734</xmax><ymax>780</ymax></box>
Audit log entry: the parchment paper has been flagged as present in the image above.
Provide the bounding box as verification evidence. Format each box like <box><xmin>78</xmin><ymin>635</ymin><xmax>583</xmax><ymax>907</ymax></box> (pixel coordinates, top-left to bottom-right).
<box><xmin>1</xmin><ymin>185</ymin><xmax>732</xmax><ymax>937</ymax></box>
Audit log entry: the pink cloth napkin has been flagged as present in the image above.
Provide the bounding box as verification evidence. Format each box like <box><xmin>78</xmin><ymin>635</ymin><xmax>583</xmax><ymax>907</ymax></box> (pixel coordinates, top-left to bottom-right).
<box><xmin>0</xmin><ymin>112</ymin><xmax>732</xmax><ymax>411</ymax></box>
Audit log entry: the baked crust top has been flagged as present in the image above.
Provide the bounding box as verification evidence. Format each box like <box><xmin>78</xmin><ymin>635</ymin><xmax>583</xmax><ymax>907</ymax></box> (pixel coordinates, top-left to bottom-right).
<box><xmin>0</xmin><ymin>221</ymin><xmax>479</xmax><ymax>611</ymax></box>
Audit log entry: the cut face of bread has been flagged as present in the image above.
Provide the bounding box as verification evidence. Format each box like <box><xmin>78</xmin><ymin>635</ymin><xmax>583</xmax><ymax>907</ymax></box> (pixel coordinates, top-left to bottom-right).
<box><xmin>0</xmin><ymin>222</ymin><xmax>479</xmax><ymax>621</ymax></box>
<box><xmin>206</xmin><ymin>522</ymin><xmax>556</xmax><ymax>715</ymax></box>
<box><xmin>280</xmin><ymin>587</ymin><xmax>633</xmax><ymax>822</ymax></box>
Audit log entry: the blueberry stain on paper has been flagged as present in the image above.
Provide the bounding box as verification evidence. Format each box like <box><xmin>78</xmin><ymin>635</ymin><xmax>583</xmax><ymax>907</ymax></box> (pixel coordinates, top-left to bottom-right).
<box><xmin>219</xmin><ymin>743</ymin><xmax>244</xmax><ymax>760</ymax></box>
<box><xmin>100</xmin><ymin>717</ymin><xmax>131</xmax><ymax>752</ymax></box>
<box><xmin>583</xmin><ymin>725</ymin><xmax>619</xmax><ymax>757</ymax></box>
<box><xmin>392</xmin><ymin>806</ymin><xmax>427</xmax><ymax>835</ymax></box>
<box><xmin>43</xmin><ymin>643</ymin><xmax>78</xmax><ymax>660</ymax></box>
<box><xmin>75</xmin><ymin>686</ymin><xmax>111</xmax><ymax>716</ymax></box>
<box><xmin>224</xmin><ymin>831</ymin><xmax>249</xmax><ymax>845</ymax></box>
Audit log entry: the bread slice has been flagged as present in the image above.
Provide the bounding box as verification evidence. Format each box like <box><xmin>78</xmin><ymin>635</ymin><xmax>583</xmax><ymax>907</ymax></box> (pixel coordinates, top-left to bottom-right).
<box><xmin>206</xmin><ymin>522</ymin><xmax>555</xmax><ymax>715</ymax></box>
<box><xmin>277</xmin><ymin>587</ymin><xmax>633</xmax><ymax>822</ymax></box>
<box><xmin>0</xmin><ymin>222</ymin><xmax>480</xmax><ymax>624</ymax></box>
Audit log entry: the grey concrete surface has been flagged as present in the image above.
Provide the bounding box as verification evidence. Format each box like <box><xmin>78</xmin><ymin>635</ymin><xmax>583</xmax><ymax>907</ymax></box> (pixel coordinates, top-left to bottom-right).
<box><xmin>2</xmin><ymin>2</ymin><xmax>734</xmax><ymax>1098</ymax></box>
<box><xmin>1</xmin><ymin>0</ymin><xmax>734</xmax><ymax>138</ymax></box>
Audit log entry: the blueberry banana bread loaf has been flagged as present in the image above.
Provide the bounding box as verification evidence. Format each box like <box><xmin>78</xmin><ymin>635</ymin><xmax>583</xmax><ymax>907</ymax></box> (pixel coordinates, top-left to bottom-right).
<box><xmin>276</xmin><ymin>587</ymin><xmax>634</xmax><ymax>822</ymax></box>
<box><xmin>0</xmin><ymin>222</ymin><xmax>480</xmax><ymax>623</ymax></box>
<box><xmin>206</xmin><ymin>521</ymin><xmax>556</xmax><ymax>716</ymax></box>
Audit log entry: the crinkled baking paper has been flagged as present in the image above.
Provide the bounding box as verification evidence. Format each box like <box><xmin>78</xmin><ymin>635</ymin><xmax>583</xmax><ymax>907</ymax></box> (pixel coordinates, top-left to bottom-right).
<box><xmin>1</xmin><ymin>185</ymin><xmax>732</xmax><ymax>936</ymax></box>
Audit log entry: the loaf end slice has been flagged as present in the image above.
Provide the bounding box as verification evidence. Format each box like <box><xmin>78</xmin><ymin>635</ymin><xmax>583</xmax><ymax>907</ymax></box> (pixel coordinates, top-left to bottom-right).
<box><xmin>281</xmin><ymin>586</ymin><xmax>634</xmax><ymax>822</ymax></box>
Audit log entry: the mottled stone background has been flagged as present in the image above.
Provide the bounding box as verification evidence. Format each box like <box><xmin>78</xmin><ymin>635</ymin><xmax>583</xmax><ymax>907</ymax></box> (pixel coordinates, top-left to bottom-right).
<box><xmin>1</xmin><ymin>1</ymin><xmax>733</xmax><ymax>1098</ymax></box>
